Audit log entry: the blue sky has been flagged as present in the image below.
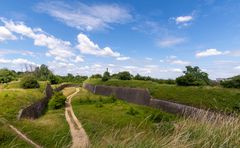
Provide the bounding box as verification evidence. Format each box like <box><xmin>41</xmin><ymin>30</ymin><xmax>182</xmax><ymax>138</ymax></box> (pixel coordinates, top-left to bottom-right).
<box><xmin>0</xmin><ymin>0</ymin><xmax>240</xmax><ymax>79</ymax></box>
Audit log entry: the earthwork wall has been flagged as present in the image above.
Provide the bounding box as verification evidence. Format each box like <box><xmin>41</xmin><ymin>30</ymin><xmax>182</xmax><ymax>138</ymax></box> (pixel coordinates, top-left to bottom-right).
<box><xmin>83</xmin><ymin>83</ymin><xmax>214</xmax><ymax>117</ymax></box>
<box><xmin>18</xmin><ymin>83</ymin><xmax>79</xmax><ymax>119</ymax></box>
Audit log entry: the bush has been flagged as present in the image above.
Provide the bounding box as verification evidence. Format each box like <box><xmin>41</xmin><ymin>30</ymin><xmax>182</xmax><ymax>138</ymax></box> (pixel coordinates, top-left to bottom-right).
<box><xmin>0</xmin><ymin>69</ymin><xmax>17</xmax><ymax>83</ymax></box>
<box><xmin>102</xmin><ymin>71</ymin><xmax>110</xmax><ymax>81</ymax></box>
<box><xmin>49</xmin><ymin>75</ymin><xmax>60</xmax><ymax>84</ymax></box>
<box><xmin>220</xmin><ymin>75</ymin><xmax>240</xmax><ymax>88</ymax></box>
<box><xmin>48</xmin><ymin>91</ymin><xmax>66</xmax><ymax>109</ymax></box>
<box><xmin>20</xmin><ymin>75</ymin><xmax>40</xmax><ymax>89</ymax></box>
<box><xmin>176</xmin><ymin>66</ymin><xmax>210</xmax><ymax>86</ymax></box>
<box><xmin>117</xmin><ymin>71</ymin><xmax>132</xmax><ymax>80</ymax></box>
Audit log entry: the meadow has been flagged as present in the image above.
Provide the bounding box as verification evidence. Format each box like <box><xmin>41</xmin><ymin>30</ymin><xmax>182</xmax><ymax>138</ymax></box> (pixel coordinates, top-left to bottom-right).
<box><xmin>72</xmin><ymin>88</ymin><xmax>240</xmax><ymax>147</ymax></box>
<box><xmin>0</xmin><ymin>81</ymin><xmax>73</xmax><ymax>147</ymax></box>
<box><xmin>86</xmin><ymin>79</ymin><xmax>240</xmax><ymax>113</ymax></box>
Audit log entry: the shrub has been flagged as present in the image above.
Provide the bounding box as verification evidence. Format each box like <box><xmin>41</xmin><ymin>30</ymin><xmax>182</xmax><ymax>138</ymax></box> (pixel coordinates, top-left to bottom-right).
<box><xmin>126</xmin><ymin>107</ymin><xmax>139</xmax><ymax>116</ymax></box>
<box><xmin>220</xmin><ymin>75</ymin><xmax>240</xmax><ymax>88</ymax></box>
<box><xmin>49</xmin><ymin>75</ymin><xmax>60</xmax><ymax>84</ymax></box>
<box><xmin>48</xmin><ymin>91</ymin><xmax>66</xmax><ymax>109</ymax></box>
<box><xmin>0</xmin><ymin>69</ymin><xmax>17</xmax><ymax>83</ymax></box>
<box><xmin>20</xmin><ymin>75</ymin><xmax>40</xmax><ymax>89</ymax></box>
<box><xmin>117</xmin><ymin>71</ymin><xmax>132</xmax><ymax>80</ymax></box>
<box><xmin>90</xmin><ymin>74</ymin><xmax>102</xmax><ymax>79</ymax></box>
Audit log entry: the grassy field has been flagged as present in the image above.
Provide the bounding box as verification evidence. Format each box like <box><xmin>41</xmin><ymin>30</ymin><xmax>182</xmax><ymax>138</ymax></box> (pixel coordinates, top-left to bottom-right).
<box><xmin>0</xmin><ymin>83</ymin><xmax>74</xmax><ymax>147</ymax></box>
<box><xmin>72</xmin><ymin>87</ymin><xmax>240</xmax><ymax>147</ymax></box>
<box><xmin>86</xmin><ymin>79</ymin><xmax>240</xmax><ymax>113</ymax></box>
<box><xmin>72</xmin><ymin>88</ymin><xmax>178</xmax><ymax>147</ymax></box>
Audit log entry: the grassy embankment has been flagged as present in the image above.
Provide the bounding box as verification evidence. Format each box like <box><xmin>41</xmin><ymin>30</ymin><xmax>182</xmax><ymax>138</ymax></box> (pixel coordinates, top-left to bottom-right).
<box><xmin>85</xmin><ymin>79</ymin><xmax>240</xmax><ymax>113</ymax></box>
<box><xmin>0</xmin><ymin>81</ymin><xmax>72</xmax><ymax>147</ymax></box>
<box><xmin>72</xmin><ymin>87</ymin><xmax>240</xmax><ymax>147</ymax></box>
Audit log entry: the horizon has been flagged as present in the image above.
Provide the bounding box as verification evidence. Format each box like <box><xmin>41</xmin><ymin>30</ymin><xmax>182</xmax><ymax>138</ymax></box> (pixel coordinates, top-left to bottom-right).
<box><xmin>1</xmin><ymin>0</ymin><xmax>240</xmax><ymax>79</ymax></box>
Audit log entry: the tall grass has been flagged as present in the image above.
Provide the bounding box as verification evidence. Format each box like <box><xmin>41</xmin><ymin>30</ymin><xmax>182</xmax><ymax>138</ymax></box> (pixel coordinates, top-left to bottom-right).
<box><xmin>87</xmin><ymin>111</ymin><xmax>240</xmax><ymax>147</ymax></box>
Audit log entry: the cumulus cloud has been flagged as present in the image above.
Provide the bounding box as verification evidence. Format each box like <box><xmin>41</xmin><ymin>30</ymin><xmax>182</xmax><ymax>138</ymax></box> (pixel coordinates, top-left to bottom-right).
<box><xmin>0</xmin><ymin>58</ymin><xmax>37</xmax><ymax>66</ymax></box>
<box><xmin>73</xmin><ymin>56</ymin><xmax>84</xmax><ymax>63</ymax></box>
<box><xmin>0</xmin><ymin>26</ymin><xmax>17</xmax><ymax>42</ymax></box>
<box><xmin>175</xmin><ymin>16</ymin><xmax>193</xmax><ymax>24</ymax></box>
<box><xmin>36</xmin><ymin>1</ymin><xmax>132</xmax><ymax>31</ymax></box>
<box><xmin>1</xmin><ymin>18</ymin><xmax>75</xmax><ymax>61</ymax></box>
<box><xmin>77</xmin><ymin>33</ymin><xmax>120</xmax><ymax>57</ymax></box>
<box><xmin>0</xmin><ymin>49</ymin><xmax>35</xmax><ymax>57</ymax></box>
<box><xmin>116</xmin><ymin>56</ymin><xmax>130</xmax><ymax>61</ymax></box>
<box><xmin>170</xmin><ymin>60</ymin><xmax>190</xmax><ymax>65</ymax></box>
<box><xmin>158</xmin><ymin>37</ymin><xmax>186</xmax><ymax>47</ymax></box>
<box><xmin>196</xmin><ymin>48</ymin><xmax>229</xmax><ymax>57</ymax></box>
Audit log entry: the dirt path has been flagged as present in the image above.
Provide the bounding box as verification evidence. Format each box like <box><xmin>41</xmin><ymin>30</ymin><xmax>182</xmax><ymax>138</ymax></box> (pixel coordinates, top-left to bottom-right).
<box><xmin>65</xmin><ymin>88</ymin><xmax>89</xmax><ymax>148</ymax></box>
<box><xmin>8</xmin><ymin>124</ymin><xmax>42</xmax><ymax>148</ymax></box>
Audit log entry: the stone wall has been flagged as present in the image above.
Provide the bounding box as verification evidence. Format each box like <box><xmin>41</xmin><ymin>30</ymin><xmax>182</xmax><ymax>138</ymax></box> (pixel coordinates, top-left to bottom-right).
<box><xmin>18</xmin><ymin>83</ymin><xmax>79</xmax><ymax>119</ymax></box>
<box><xmin>83</xmin><ymin>83</ymin><xmax>150</xmax><ymax>106</ymax></box>
<box><xmin>83</xmin><ymin>83</ymin><xmax>215</xmax><ymax>117</ymax></box>
<box><xmin>18</xmin><ymin>84</ymin><xmax>53</xmax><ymax>119</ymax></box>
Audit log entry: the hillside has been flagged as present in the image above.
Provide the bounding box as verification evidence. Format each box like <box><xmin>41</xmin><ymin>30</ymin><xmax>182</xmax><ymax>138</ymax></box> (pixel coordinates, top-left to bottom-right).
<box><xmin>85</xmin><ymin>79</ymin><xmax>240</xmax><ymax>113</ymax></box>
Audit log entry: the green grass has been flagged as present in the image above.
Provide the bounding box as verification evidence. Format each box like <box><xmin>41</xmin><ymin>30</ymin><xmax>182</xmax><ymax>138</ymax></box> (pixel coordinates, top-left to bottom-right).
<box><xmin>86</xmin><ymin>79</ymin><xmax>240</xmax><ymax>113</ymax></box>
<box><xmin>14</xmin><ymin>109</ymin><xmax>71</xmax><ymax>147</ymax></box>
<box><xmin>72</xmin><ymin>88</ymin><xmax>177</xmax><ymax>147</ymax></box>
<box><xmin>72</xmin><ymin>87</ymin><xmax>240</xmax><ymax>147</ymax></box>
<box><xmin>0</xmin><ymin>83</ymin><xmax>72</xmax><ymax>147</ymax></box>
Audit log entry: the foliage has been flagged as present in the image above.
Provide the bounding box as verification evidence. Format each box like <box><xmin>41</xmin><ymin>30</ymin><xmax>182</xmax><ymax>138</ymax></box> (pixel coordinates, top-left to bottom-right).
<box><xmin>102</xmin><ymin>70</ymin><xmax>110</xmax><ymax>81</ymax></box>
<box><xmin>134</xmin><ymin>73</ymin><xmax>175</xmax><ymax>84</ymax></box>
<box><xmin>220</xmin><ymin>75</ymin><xmax>240</xmax><ymax>88</ymax></box>
<box><xmin>176</xmin><ymin>66</ymin><xmax>210</xmax><ymax>86</ymax></box>
<box><xmin>34</xmin><ymin>64</ymin><xmax>53</xmax><ymax>81</ymax></box>
<box><xmin>0</xmin><ymin>69</ymin><xmax>17</xmax><ymax>83</ymax></box>
<box><xmin>49</xmin><ymin>74</ymin><xmax>60</xmax><ymax>84</ymax></box>
<box><xmin>116</xmin><ymin>71</ymin><xmax>132</xmax><ymax>80</ymax></box>
<box><xmin>20</xmin><ymin>75</ymin><xmax>40</xmax><ymax>89</ymax></box>
<box><xmin>48</xmin><ymin>91</ymin><xmax>66</xmax><ymax>109</ymax></box>
<box><xmin>126</xmin><ymin>107</ymin><xmax>139</xmax><ymax>116</ymax></box>
<box><xmin>90</xmin><ymin>74</ymin><xmax>102</xmax><ymax>79</ymax></box>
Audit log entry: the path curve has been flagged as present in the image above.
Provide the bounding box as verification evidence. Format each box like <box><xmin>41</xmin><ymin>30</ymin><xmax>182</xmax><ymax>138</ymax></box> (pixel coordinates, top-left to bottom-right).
<box><xmin>65</xmin><ymin>88</ymin><xmax>89</xmax><ymax>148</ymax></box>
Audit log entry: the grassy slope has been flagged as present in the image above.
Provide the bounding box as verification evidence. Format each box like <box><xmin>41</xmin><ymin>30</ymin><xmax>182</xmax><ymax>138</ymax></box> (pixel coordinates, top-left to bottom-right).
<box><xmin>0</xmin><ymin>82</ymin><xmax>72</xmax><ymax>147</ymax></box>
<box><xmin>0</xmin><ymin>83</ymin><xmax>45</xmax><ymax>147</ymax></box>
<box><xmin>72</xmin><ymin>88</ymin><xmax>177</xmax><ymax>147</ymax></box>
<box><xmin>86</xmin><ymin>79</ymin><xmax>240</xmax><ymax>113</ymax></box>
<box><xmin>72</xmin><ymin>87</ymin><xmax>240</xmax><ymax>147</ymax></box>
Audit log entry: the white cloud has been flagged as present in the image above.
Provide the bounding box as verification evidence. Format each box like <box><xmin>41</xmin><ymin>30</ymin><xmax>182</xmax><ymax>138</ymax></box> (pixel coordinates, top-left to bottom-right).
<box><xmin>145</xmin><ymin>57</ymin><xmax>152</xmax><ymax>61</ymax></box>
<box><xmin>77</xmin><ymin>33</ymin><xmax>120</xmax><ymax>57</ymax></box>
<box><xmin>171</xmin><ymin>68</ymin><xmax>182</xmax><ymax>73</ymax></box>
<box><xmin>0</xmin><ymin>26</ymin><xmax>17</xmax><ymax>42</ymax></box>
<box><xmin>0</xmin><ymin>58</ymin><xmax>37</xmax><ymax>66</ymax></box>
<box><xmin>73</xmin><ymin>56</ymin><xmax>84</xmax><ymax>63</ymax></box>
<box><xmin>175</xmin><ymin>16</ymin><xmax>193</xmax><ymax>24</ymax></box>
<box><xmin>170</xmin><ymin>60</ymin><xmax>190</xmax><ymax>65</ymax></box>
<box><xmin>234</xmin><ymin>66</ymin><xmax>240</xmax><ymax>70</ymax></box>
<box><xmin>0</xmin><ymin>49</ymin><xmax>35</xmax><ymax>57</ymax></box>
<box><xmin>196</xmin><ymin>48</ymin><xmax>229</xmax><ymax>57</ymax></box>
<box><xmin>36</xmin><ymin>1</ymin><xmax>132</xmax><ymax>31</ymax></box>
<box><xmin>158</xmin><ymin>37</ymin><xmax>185</xmax><ymax>47</ymax></box>
<box><xmin>116</xmin><ymin>56</ymin><xmax>130</xmax><ymax>61</ymax></box>
<box><xmin>1</xmin><ymin>18</ymin><xmax>75</xmax><ymax>61</ymax></box>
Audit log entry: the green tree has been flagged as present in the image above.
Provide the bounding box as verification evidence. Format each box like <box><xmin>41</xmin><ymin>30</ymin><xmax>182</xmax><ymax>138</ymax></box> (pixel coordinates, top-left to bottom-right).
<box><xmin>220</xmin><ymin>75</ymin><xmax>240</xmax><ymax>88</ymax></box>
<box><xmin>117</xmin><ymin>71</ymin><xmax>132</xmax><ymax>80</ymax></box>
<box><xmin>176</xmin><ymin>66</ymin><xmax>210</xmax><ymax>86</ymax></box>
<box><xmin>34</xmin><ymin>64</ymin><xmax>53</xmax><ymax>80</ymax></box>
<box><xmin>102</xmin><ymin>70</ymin><xmax>110</xmax><ymax>81</ymax></box>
